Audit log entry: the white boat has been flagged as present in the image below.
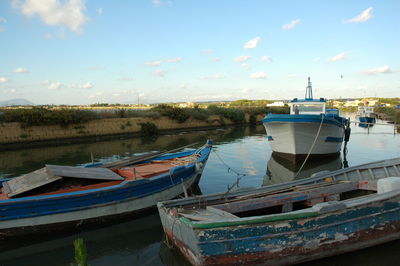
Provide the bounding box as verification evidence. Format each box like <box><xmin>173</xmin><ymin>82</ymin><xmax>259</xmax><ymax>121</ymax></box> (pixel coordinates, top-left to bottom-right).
<box><xmin>357</xmin><ymin>106</ymin><xmax>376</xmax><ymax>124</ymax></box>
<box><xmin>263</xmin><ymin>77</ymin><xmax>350</xmax><ymax>162</ymax></box>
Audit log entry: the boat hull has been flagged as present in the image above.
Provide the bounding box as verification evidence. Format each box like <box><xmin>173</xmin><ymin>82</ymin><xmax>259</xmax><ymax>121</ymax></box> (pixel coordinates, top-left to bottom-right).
<box><xmin>159</xmin><ymin>189</ymin><xmax>400</xmax><ymax>266</ymax></box>
<box><xmin>263</xmin><ymin>114</ymin><xmax>345</xmax><ymax>162</ymax></box>
<box><xmin>359</xmin><ymin>116</ymin><xmax>376</xmax><ymax>123</ymax></box>
<box><xmin>0</xmin><ymin>144</ymin><xmax>212</xmax><ymax>238</ymax></box>
<box><xmin>158</xmin><ymin>157</ymin><xmax>400</xmax><ymax>266</ymax></box>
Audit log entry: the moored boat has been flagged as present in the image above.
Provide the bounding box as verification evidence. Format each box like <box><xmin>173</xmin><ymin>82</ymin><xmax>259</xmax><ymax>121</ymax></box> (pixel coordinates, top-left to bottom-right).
<box><xmin>158</xmin><ymin>157</ymin><xmax>400</xmax><ymax>265</ymax></box>
<box><xmin>263</xmin><ymin>78</ymin><xmax>350</xmax><ymax>162</ymax></box>
<box><xmin>358</xmin><ymin>106</ymin><xmax>376</xmax><ymax>124</ymax></box>
<box><xmin>0</xmin><ymin>140</ymin><xmax>212</xmax><ymax>238</ymax></box>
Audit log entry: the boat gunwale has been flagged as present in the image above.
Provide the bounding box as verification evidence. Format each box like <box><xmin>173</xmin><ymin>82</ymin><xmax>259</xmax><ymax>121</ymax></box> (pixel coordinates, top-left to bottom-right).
<box><xmin>263</xmin><ymin>113</ymin><xmax>346</xmax><ymax>128</ymax></box>
<box><xmin>0</xmin><ymin>146</ymin><xmax>211</xmax><ymax>203</ymax></box>
<box><xmin>167</xmin><ymin>188</ymin><xmax>400</xmax><ymax>229</ymax></box>
<box><xmin>159</xmin><ymin>157</ymin><xmax>400</xmax><ymax>208</ymax></box>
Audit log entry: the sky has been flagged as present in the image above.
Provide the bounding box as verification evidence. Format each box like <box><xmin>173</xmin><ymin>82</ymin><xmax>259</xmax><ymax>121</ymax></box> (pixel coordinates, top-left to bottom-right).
<box><xmin>0</xmin><ymin>0</ymin><xmax>399</xmax><ymax>105</ymax></box>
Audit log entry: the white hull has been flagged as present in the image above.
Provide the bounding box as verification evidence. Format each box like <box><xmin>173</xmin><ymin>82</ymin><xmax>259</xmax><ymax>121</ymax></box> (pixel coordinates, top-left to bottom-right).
<box><xmin>264</xmin><ymin>121</ymin><xmax>345</xmax><ymax>156</ymax></box>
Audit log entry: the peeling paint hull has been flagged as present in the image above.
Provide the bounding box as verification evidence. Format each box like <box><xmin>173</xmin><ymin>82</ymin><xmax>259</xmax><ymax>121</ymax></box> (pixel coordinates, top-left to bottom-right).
<box><xmin>158</xmin><ymin>157</ymin><xmax>400</xmax><ymax>265</ymax></box>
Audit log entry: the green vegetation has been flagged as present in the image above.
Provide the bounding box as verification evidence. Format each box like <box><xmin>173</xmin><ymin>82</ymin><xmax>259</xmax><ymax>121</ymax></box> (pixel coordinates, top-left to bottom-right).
<box><xmin>207</xmin><ymin>105</ymin><xmax>245</xmax><ymax>122</ymax></box>
<box><xmin>0</xmin><ymin>107</ymin><xmax>99</xmax><ymax>128</ymax></box>
<box><xmin>229</xmin><ymin>99</ymin><xmax>274</xmax><ymax>107</ymax></box>
<box><xmin>73</xmin><ymin>238</ymin><xmax>89</xmax><ymax>266</ymax></box>
<box><xmin>375</xmin><ymin>106</ymin><xmax>400</xmax><ymax>123</ymax></box>
<box><xmin>0</xmin><ymin>102</ymin><xmax>290</xmax><ymax>128</ymax></box>
<box><xmin>139</xmin><ymin>122</ymin><xmax>159</xmax><ymax>136</ymax></box>
<box><xmin>151</xmin><ymin>104</ymin><xmax>190</xmax><ymax>123</ymax></box>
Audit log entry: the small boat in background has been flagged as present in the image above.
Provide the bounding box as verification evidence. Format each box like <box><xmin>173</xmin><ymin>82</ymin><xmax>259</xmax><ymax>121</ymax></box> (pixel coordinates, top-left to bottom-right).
<box><xmin>158</xmin><ymin>157</ymin><xmax>400</xmax><ymax>265</ymax></box>
<box><xmin>263</xmin><ymin>77</ymin><xmax>350</xmax><ymax>162</ymax></box>
<box><xmin>357</xmin><ymin>106</ymin><xmax>376</xmax><ymax>124</ymax></box>
<box><xmin>0</xmin><ymin>140</ymin><xmax>212</xmax><ymax>238</ymax></box>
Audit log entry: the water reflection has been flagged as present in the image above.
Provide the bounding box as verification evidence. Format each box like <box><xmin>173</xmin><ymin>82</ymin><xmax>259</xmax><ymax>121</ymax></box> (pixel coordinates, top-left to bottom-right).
<box><xmin>0</xmin><ymin>214</ymin><xmax>164</xmax><ymax>266</ymax></box>
<box><xmin>263</xmin><ymin>153</ymin><xmax>343</xmax><ymax>186</ymax></box>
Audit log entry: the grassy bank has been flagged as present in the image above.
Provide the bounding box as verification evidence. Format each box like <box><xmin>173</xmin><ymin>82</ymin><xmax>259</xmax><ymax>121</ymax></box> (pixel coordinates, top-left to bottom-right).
<box><xmin>374</xmin><ymin>107</ymin><xmax>400</xmax><ymax>124</ymax></box>
<box><xmin>0</xmin><ymin>105</ymin><xmax>289</xmax><ymax>128</ymax></box>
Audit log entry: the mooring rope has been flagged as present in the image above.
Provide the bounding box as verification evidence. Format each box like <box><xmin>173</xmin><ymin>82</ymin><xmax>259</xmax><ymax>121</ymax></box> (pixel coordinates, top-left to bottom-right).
<box><xmin>212</xmin><ymin>149</ymin><xmax>247</xmax><ymax>195</ymax></box>
<box><xmin>294</xmin><ymin>114</ymin><xmax>325</xmax><ymax>178</ymax></box>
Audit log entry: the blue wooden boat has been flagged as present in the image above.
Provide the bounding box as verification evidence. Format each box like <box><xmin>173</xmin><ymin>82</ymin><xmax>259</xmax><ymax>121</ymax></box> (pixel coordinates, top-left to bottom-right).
<box><xmin>158</xmin><ymin>157</ymin><xmax>400</xmax><ymax>265</ymax></box>
<box><xmin>0</xmin><ymin>140</ymin><xmax>212</xmax><ymax>238</ymax></box>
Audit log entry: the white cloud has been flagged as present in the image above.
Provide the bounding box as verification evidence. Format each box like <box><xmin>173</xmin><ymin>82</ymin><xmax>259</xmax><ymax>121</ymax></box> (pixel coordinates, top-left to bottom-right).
<box><xmin>0</xmin><ymin>16</ymin><xmax>6</xmax><ymax>32</ymax></box>
<box><xmin>154</xmin><ymin>69</ymin><xmax>167</xmax><ymax>77</ymax></box>
<box><xmin>282</xmin><ymin>19</ymin><xmax>301</xmax><ymax>30</ymax></box>
<box><xmin>344</xmin><ymin>7</ymin><xmax>373</xmax><ymax>23</ymax></box>
<box><xmin>97</xmin><ymin>8</ymin><xmax>103</xmax><ymax>15</ymax></box>
<box><xmin>209</xmin><ymin>57</ymin><xmax>221</xmax><ymax>62</ymax></box>
<box><xmin>13</xmin><ymin>67</ymin><xmax>29</xmax><ymax>73</ymax></box>
<box><xmin>12</xmin><ymin>0</ymin><xmax>88</xmax><ymax>33</ymax></box>
<box><xmin>44</xmin><ymin>33</ymin><xmax>52</xmax><ymax>39</ymax></box>
<box><xmin>241</xmin><ymin>88</ymin><xmax>252</xmax><ymax>94</ymax></box>
<box><xmin>240</xmin><ymin>63</ymin><xmax>251</xmax><ymax>69</ymax></box>
<box><xmin>166</xmin><ymin>57</ymin><xmax>183</xmax><ymax>63</ymax></box>
<box><xmin>112</xmin><ymin>93</ymin><xmax>120</xmax><ymax>97</ymax></box>
<box><xmin>88</xmin><ymin>91</ymin><xmax>104</xmax><ymax>99</ymax></box>
<box><xmin>180</xmin><ymin>83</ymin><xmax>188</xmax><ymax>89</ymax></box>
<box><xmin>313</xmin><ymin>57</ymin><xmax>321</xmax><ymax>62</ymax></box>
<box><xmin>201</xmin><ymin>49</ymin><xmax>214</xmax><ymax>55</ymax></box>
<box><xmin>152</xmin><ymin>0</ymin><xmax>161</xmax><ymax>7</ymax></box>
<box><xmin>9</xmin><ymin>88</ymin><xmax>17</xmax><ymax>93</ymax></box>
<box><xmin>80</xmin><ymin>82</ymin><xmax>93</xmax><ymax>89</ymax></box>
<box><xmin>48</xmin><ymin>81</ymin><xmax>62</xmax><ymax>90</ymax></box>
<box><xmin>244</xmin><ymin>37</ymin><xmax>261</xmax><ymax>50</ymax></box>
<box><xmin>201</xmin><ymin>74</ymin><xmax>225</xmax><ymax>80</ymax></box>
<box><xmin>234</xmin><ymin>55</ymin><xmax>251</xmax><ymax>63</ymax></box>
<box><xmin>363</xmin><ymin>65</ymin><xmax>393</xmax><ymax>75</ymax></box>
<box><xmin>288</xmin><ymin>74</ymin><xmax>297</xmax><ymax>78</ymax></box>
<box><xmin>0</xmin><ymin>77</ymin><xmax>9</xmax><ymax>83</ymax></box>
<box><xmin>250</xmin><ymin>72</ymin><xmax>266</xmax><ymax>79</ymax></box>
<box><xmin>260</xmin><ymin>56</ymin><xmax>272</xmax><ymax>62</ymax></box>
<box><xmin>328</xmin><ymin>51</ymin><xmax>351</xmax><ymax>62</ymax></box>
<box><xmin>145</xmin><ymin>60</ymin><xmax>161</xmax><ymax>66</ymax></box>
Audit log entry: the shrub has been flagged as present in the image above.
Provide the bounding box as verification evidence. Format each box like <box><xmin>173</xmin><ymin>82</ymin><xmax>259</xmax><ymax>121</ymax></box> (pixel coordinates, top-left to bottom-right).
<box><xmin>139</xmin><ymin>122</ymin><xmax>159</xmax><ymax>136</ymax></box>
<box><xmin>207</xmin><ymin>105</ymin><xmax>245</xmax><ymax>123</ymax></box>
<box><xmin>0</xmin><ymin>107</ymin><xmax>99</xmax><ymax>128</ymax></box>
<box><xmin>151</xmin><ymin>104</ymin><xmax>190</xmax><ymax>123</ymax></box>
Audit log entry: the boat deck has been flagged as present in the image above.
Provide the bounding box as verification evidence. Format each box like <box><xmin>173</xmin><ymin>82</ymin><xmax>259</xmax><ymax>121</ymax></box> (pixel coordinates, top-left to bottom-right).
<box><xmin>0</xmin><ymin>154</ymin><xmax>200</xmax><ymax>200</ymax></box>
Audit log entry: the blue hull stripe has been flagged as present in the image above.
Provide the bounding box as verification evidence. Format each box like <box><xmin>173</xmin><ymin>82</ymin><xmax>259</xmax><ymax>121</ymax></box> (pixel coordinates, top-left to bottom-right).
<box><xmin>0</xmin><ymin>147</ymin><xmax>211</xmax><ymax>221</ymax></box>
<box><xmin>263</xmin><ymin>114</ymin><xmax>346</xmax><ymax>128</ymax></box>
<box><xmin>325</xmin><ymin>137</ymin><xmax>343</xmax><ymax>142</ymax></box>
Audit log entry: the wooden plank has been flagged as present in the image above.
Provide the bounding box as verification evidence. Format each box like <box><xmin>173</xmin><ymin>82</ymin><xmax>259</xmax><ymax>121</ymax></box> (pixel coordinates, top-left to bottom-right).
<box><xmin>4</xmin><ymin>168</ymin><xmax>62</xmax><ymax>198</ymax></box>
<box><xmin>46</xmin><ymin>165</ymin><xmax>124</xmax><ymax>181</ymax></box>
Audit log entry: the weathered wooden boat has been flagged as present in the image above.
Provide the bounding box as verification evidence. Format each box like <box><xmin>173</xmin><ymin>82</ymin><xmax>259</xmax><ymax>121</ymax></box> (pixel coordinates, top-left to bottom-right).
<box><xmin>158</xmin><ymin>157</ymin><xmax>400</xmax><ymax>265</ymax></box>
<box><xmin>0</xmin><ymin>140</ymin><xmax>212</xmax><ymax>238</ymax></box>
<box><xmin>263</xmin><ymin>77</ymin><xmax>350</xmax><ymax>162</ymax></box>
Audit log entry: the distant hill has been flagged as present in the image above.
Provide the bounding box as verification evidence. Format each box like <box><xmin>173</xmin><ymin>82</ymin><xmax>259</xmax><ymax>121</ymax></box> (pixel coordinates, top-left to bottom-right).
<box><xmin>0</xmin><ymin>99</ymin><xmax>34</xmax><ymax>107</ymax></box>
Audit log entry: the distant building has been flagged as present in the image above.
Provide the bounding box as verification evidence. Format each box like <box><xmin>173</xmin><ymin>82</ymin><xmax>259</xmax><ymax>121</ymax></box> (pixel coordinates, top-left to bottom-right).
<box><xmin>178</xmin><ymin>102</ymin><xmax>195</xmax><ymax>108</ymax></box>
<box><xmin>267</xmin><ymin>101</ymin><xmax>285</xmax><ymax>107</ymax></box>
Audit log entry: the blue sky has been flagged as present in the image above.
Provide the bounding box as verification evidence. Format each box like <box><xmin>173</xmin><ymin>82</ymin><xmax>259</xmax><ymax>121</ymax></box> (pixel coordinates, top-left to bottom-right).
<box><xmin>0</xmin><ymin>0</ymin><xmax>399</xmax><ymax>105</ymax></box>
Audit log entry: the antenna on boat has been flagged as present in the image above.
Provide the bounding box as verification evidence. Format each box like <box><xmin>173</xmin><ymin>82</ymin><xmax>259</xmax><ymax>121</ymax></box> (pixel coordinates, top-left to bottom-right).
<box><xmin>305</xmin><ymin>77</ymin><xmax>313</xmax><ymax>99</ymax></box>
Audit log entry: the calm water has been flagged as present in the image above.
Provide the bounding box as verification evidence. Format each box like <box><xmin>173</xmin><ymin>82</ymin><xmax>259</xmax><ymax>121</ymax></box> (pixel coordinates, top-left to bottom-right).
<box><xmin>0</xmin><ymin>115</ymin><xmax>399</xmax><ymax>266</ymax></box>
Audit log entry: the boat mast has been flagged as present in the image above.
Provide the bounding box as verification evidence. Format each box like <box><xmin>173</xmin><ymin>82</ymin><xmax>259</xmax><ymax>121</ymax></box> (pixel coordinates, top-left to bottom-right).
<box><xmin>305</xmin><ymin>77</ymin><xmax>313</xmax><ymax>99</ymax></box>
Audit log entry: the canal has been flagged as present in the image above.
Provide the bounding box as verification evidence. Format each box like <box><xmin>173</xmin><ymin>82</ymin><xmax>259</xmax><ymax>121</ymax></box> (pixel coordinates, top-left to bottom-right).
<box><xmin>0</xmin><ymin>115</ymin><xmax>399</xmax><ymax>265</ymax></box>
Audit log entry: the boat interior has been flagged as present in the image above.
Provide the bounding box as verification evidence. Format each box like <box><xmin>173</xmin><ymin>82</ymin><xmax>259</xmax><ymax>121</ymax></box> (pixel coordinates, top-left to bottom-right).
<box><xmin>177</xmin><ymin>179</ymin><xmax>389</xmax><ymax>221</ymax></box>
<box><xmin>0</xmin><ymin>153</ymin><xmax>200</xmax><ymax>200</ymax></box>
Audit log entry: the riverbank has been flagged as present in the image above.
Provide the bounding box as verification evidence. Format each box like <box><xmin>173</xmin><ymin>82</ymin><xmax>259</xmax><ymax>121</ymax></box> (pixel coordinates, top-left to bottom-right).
<box><xmin>0</xmin><ymin>114</ymin><xmax>265</xmax><ymax>150</ymax></box>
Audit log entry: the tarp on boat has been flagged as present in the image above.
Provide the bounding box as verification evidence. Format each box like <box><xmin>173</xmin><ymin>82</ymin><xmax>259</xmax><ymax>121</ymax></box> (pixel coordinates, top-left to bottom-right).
<box><xmin>3</xmin><ymin>165</ymin><xmax>124</xmax><ymax>198</ymax></box>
